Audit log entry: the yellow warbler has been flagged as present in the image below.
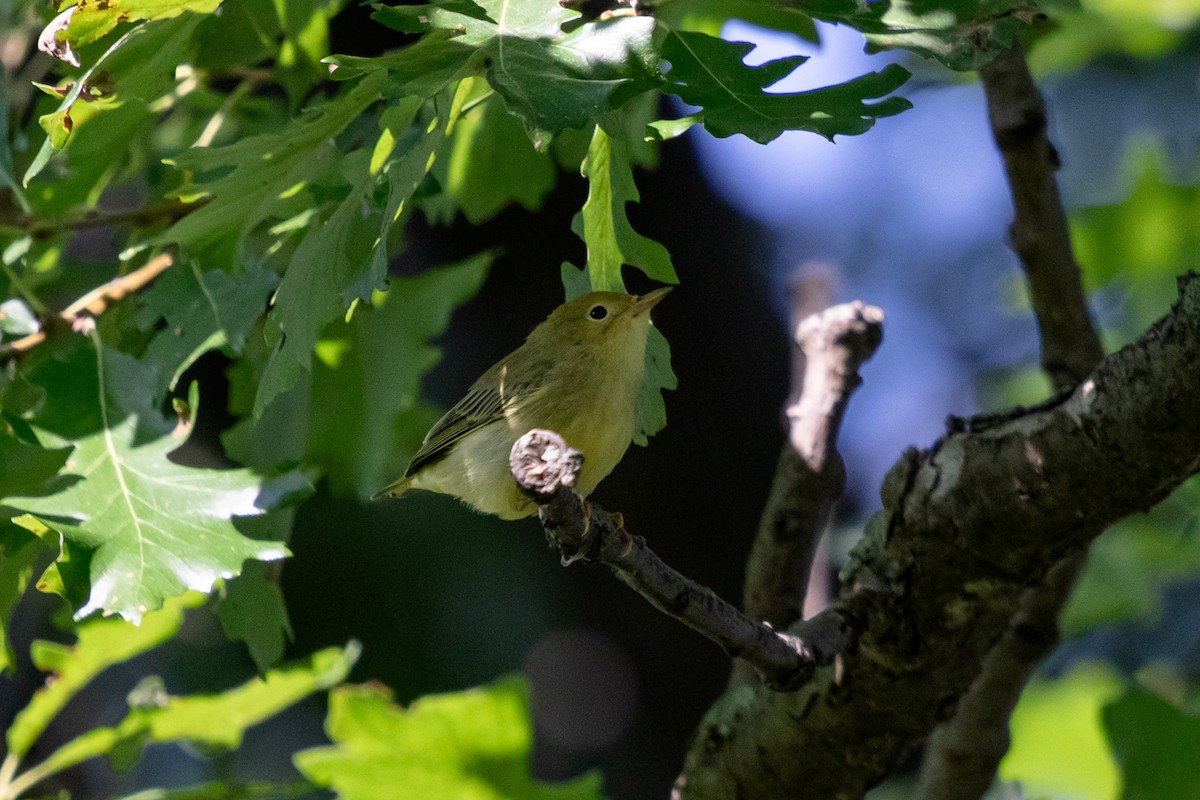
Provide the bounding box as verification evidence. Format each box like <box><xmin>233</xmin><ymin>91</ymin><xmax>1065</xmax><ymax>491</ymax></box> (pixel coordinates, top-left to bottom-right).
<box><xmin>373</xmin><ymin>287</ymin><xmax>671</xmax><ymax>519</ymax></box>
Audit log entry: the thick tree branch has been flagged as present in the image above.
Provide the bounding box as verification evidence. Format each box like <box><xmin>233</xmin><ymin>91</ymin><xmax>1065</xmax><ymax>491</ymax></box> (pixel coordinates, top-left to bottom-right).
<box><xmin>509</xmin><ymin>429</ymin><xmax>857</xmax><ymax>691</ymax></box>
<box><xmin>676</xmin><ymin>272</ymin><xmax>1200</xmax><ymax>800</ymax></box>
<box><xmin>738</xmin><ymin>301</ymin><xmax>881</xmax><ymax>682</ymax></box>
<box><xmin>916</xmin><ymin>45</ymin><xmax>1107</xmax><ymax>800</ymax></box>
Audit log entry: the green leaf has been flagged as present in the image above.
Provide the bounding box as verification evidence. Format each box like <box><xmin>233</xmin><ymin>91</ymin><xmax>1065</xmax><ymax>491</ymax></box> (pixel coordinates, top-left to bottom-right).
<box><xmin>65</xmin><ymin>0</ymin><xmax>223</xmax><ymax>50</ymax></box>
<box><xmin>134</xmin><ymin>260</ymin><xmax>277</xmax><ymax>395</ymax></box>
<box><xmin>634</xmin><ymin>326</ymin><xmax>675</xmax><ymax>445</ymax></box>
<box><xmin>0</xmin><ymin>427</ymin><xmax>71</xmax><ymax>500</ymax></box>
<box><xmin>661</xmin><ymin>30</ymin><xmax>912</xmax><ymax>145</ymax></box>
<box><xmin>140</xmin><ymin>70</ymin><xmax>387</xmax><ymax>254</ymax></box>
<box><xmin>432</xmin><ymin>92</ymin><xmax>557</xmax><ymax>224</ymax></box>
<box><xmin>326</xmin><ymin>30</ymin><xmax>484</xmax><ymax>95</ymax></box>
<box><xmin>217</xmin><ymin>562</ymin><xmax>293</xmax><ymax>672</ymax></box>
<box><xmin>25</xmin><ymin>643</ymin><xmax>358</xmax><ymax>788</ymax></box>
<box><xmin>5</xmin><ymin>593</ymin><xmax>202</xmax><ymax>761</ymax></box>
<box><xmin>295</xmin><ymin>675</ymin><xmax>606</xmax><ymax>800</ymax></box>
<box><xmin>255</xmin><ymin>91</ymin><xmax>457</xmax><ymax>414</ymax></box>
<box><xmin>1062</xmin><ymin>477</ymin><xmax>1200</xmax><ymax>634</ymax></box>
<box><xmin>1103</xmin><ymin>685</ymin><xmax>1200</xmax><ymax>800</ymax></box>
<box><xmin>658</xmin><ymin>0</ymin><xmax>818</xmax><ymax>41</ymax></box>
<box><xmin>6</xmin><ymin>338</ymin><xmax>289</xmax><ymax>622</ymax></box>
<box><xmin>25</xmin><ymin>13</ymin><xmax>208</xmax><ymax>186</ymax></box>
<box><xmin>306</xmin><ymin>254</ymin><xmax>492</xmax><ymax>497</ymax></box>
<box><xmin>113</xmin><ymin>781</ymin><xmax>319</xmax><ymax>800</ymax></box>
<box><xmin>801</xmin><ymin>0</ymin><xmax>1041</xmax><ymax>71</ymax></box>
<box><xmin>573</xmin><ymin>118</ymin><xmax>677</xmax><ymax>291</ymax></box>
<box><xmin>999</xmin><ymin>663</ymin><xmax>1123</xmax><ymax>799</ymax></box>
<box><xmin>372</xmin><ymin>0</ymin><xmax>661</xmax><ymax>146</ymax></box>
<box><xmin>0</xmin><ymin>522</ymin><xmax>48</xmax><ymax>674</ymax></box>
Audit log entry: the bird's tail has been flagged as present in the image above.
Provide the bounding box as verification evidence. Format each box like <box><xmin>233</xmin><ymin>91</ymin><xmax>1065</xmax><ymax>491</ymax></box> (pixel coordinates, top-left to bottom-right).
<box><xmin>371</xmin><ymin>478</ymin><xmax>411</xmax><ymax>501</ymax></box>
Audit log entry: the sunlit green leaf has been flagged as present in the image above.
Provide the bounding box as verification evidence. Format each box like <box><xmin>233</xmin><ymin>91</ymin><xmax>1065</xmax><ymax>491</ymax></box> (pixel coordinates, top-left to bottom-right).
<box><xmin>574</xmin><ymin>118</ymin><xmax>676</xmax><ymax>290</ymax></box>
<box><xmin>25</xmin><ymin>643</ymin><xmax>358</xmax><ymax>788</ymax></box>
<box><xmin>999</xmin><ymin>663</ymin><xmax>1123</xmax><ymax>799</ymax></box>
<box><xmin>6</xmin><ymin>338</ymin><xmax>289</xmax><ymax>622</ymax></box>
<box><xmin>661</xmin><ymin>30</ymin><xmax>911</xmax><ymax>145</ymax></box>
<box><xmin>295</xmin><ymin>675</ymin><xmax>606</xmax><ymax>800</ymax></box>
<box><xmin>658</xmin><ymin>0</ymin><xmax>818</xmax><ymax>41</ymax></box>
<box><xmin>0</xmin><ymin>522</ymin><xmax>47</xmax><ymax>674</ymax></box>
<box><xmin>65</xmin><ymin>0</ymin><xmax>223</xmax><ymax>50</ymax></box>
<box><xmin>141</xmin><ymin>70</ymin><xmax>387</xmax><ymax>254</ymax></box>
<box><xmin>432</xmin><ymin>92</ymin><xmax>557</xmax><ymax>224</ymax></box>
<box><xmin>372</xmin><ymin>0</ymin><xmax>660</xmax><ymax>146</ymax></box>
<box><xmin>5</xmin><ymin>593</ymin><xmax>202</xmax><ymax>761</ymax></box>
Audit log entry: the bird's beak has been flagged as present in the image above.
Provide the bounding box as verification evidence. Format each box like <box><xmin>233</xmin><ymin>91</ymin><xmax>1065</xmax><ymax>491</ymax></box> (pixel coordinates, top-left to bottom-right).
<box><xmin>629</xmin><ymin>286</ymin><xmax>672</xmax><ymax>317</ymax></box>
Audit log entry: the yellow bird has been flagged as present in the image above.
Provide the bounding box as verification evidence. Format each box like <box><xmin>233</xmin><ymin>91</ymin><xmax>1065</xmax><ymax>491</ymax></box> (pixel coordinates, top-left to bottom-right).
<box><xmin>373</xmin><ymin>287</ymin><xmax>671</xmax><ymax>519</ymax></box>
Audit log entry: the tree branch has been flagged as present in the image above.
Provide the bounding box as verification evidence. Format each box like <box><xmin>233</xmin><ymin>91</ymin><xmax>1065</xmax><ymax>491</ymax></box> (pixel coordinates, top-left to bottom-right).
<box><xmin>0</xmin><ymin>253</ymin><xmax>174</xmax><ymax>358</ymax></box>
<box><xmin>980</xmin><ymin>45</ymin><xmax>1104</xmax><ymax>388</ymax></box>
<box><xmin>676</xmin><ymin>272</ymin><xmax>1200</xmax><ymax>799</ymax></box>
<box><xmin>509</xmin><ymin>429</ymin><xmax>858</xmax><ymax>691</ymax></box>
<box><xmin>1</xmin><ymin>200</ymin><xmax>204</xmax><ymax>237</ymax></box>
<box><xmin>916</xmin><ymin>44</ymin><xmax>1107</xmax><ymax>800</ymax></box>
<box><xmin>734</xmin><ymin>300</ymin><xmax>881</xmax><ymax>686</ymax></box>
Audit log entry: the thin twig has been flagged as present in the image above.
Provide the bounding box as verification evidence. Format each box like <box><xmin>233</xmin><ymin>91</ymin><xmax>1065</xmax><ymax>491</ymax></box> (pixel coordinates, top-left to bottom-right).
<box><xmin>916</xmin><ymin>43</ymin><xmax>1105</xmax><ymax>800</ymax></box>
<box><xmin>0</xmin><ymin>252</ymin><xmax>174</xmax><ymax>358</ymax></box>
<box><xmin>510</xmin><ymin>429</ymin><xmax>857</xmax><ymax>691</ymax></box>
<box><xmin>5</xmin><ymin>199</ymin><xmax>203</xmax><ymax>237</ymax></box>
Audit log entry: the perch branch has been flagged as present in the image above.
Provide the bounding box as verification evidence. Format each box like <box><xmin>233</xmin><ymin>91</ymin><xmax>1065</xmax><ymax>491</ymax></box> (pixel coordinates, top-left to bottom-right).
<box><xmin>0</xmin><ymin>253</ymin><xmax>174</xmax><ymax>358</ymax></box>
<box><xmin>733</xmin><ymin>298</ymin><xmax>882</xmax><ymax>686</ymax></box>
<box><xmin>676</xmin><ymin>272</ymin><xmax>1200</xmax><ymax>799</ymax></box>
<box><xmin>509</xmin><ymin>429</ymin><xmax>858</xmax><ymax>691</ymax></box>
<box><xmin>917</xmin><ymin>44</ymin><xmax>1106</xmax><ymax>800</ymax></box>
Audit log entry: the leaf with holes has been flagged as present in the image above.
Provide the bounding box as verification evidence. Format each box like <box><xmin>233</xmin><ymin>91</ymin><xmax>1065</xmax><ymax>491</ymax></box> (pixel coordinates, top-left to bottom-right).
<box><xmin>6</xmin><ymin>338</ymin><xmax>289</xmax><ymax>622</ymax></box>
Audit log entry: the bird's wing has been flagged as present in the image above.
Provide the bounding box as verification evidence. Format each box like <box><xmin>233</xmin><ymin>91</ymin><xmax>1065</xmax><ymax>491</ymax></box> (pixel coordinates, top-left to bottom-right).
<box><xmin>405</xmin><ymin>362</ymin><xmax>536</xmax><ymax>476</ymax></box>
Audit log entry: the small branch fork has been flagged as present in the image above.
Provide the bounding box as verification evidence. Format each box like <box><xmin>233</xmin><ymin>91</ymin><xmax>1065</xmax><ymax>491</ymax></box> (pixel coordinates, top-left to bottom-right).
<box><xmin>510</xmin><ymin>428</ymin><xmax>856</xmax><ymax>691</ymax></box>
<box><xmin>744</xmin><ymin>300</ymin><xmax>883</xmax><ymax>632</ymax></box>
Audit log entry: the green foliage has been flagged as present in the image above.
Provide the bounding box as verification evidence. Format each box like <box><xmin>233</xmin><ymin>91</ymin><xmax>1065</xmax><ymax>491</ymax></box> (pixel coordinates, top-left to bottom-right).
<box><xmin>295</xmin><ymin>675</ymin><xmax>606</xmax><ymax>800</ymax></box>
<box><xmin>0</xmin><ymin>592</ymin><xmax>356</xmax><ymax>799</ymax></box>
<box><xmin>5</xmin><ymin>336</ymin><xmax>291</xmax><ymax>622</ymax></box>
<box><xmin>661</xmin><ymin>30</ymin><xmax>912</xmax><ymax>143</ymax></box>
<box><xmin>0</xmin><ymin>0</ymin><xmax>1121</xmax><ymax>798</ymax></box>
<box><xmin>371</xmin><ymin>0</ymin><xmax>661</xmax><ymax>148</ymax></box>
<box><xmin>1103</xmin><ymin>684</ymin><xmax>1200</xmax><ymax>800</ymax></box>
<box><xmin>1000</xmin><ymin>663</ymin><xmax>1123</xmax><ymax>799</ymax></box>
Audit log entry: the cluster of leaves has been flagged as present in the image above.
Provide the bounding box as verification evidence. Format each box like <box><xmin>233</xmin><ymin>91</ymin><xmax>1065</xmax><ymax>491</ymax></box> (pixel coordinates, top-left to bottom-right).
<box><xmin>0</xmin><ymin>0</ymin><xmax>978</xmax><ymax>660</ymax></box>
<box><xmin>0</xmin><ymin>593</ymin><xmax>579</xmax><ymax>800</ymax></box>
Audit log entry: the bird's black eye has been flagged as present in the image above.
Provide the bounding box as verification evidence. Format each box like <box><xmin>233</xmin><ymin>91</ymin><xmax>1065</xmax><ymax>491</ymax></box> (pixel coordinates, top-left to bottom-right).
<box><xmin>588</xmin><ymin>305</ymin><xmax>608</xmax><ymax>321</ymax></box>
